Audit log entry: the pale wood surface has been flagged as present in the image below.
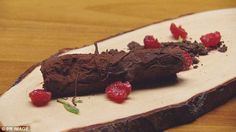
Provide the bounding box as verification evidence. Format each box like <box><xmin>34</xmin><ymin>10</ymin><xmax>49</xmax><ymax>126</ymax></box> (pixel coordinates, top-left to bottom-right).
<box><xmin>0</xmin><ymin>0</ymin><xmax>236</xmax><ymax>131</ymax></box>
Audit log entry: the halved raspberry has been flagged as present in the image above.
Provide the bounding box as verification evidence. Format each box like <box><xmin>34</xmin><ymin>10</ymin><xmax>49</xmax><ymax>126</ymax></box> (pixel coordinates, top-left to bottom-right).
<box><xmin>170</xmin><ymin>23</ymin><xmax>188</xmax><ymax>40</ymax></box>
<box><xmin>143</xmin><ymin>35</ymin><xmax>161</xmax><ymax>49</ymax></box>
<box><xmin>29</xmin><ymin>89</ymin><xmax>51</xmax><ymax>107</ymax></box>
<box><xmin>181</xmin><ymin>50</ymin><xmax>193</xmax><ymax>70</ymax></box>
<box><xmin>200</xmin><ymin>31</ymin><xmax>221</xmax><ymax>47</ymax></box>
<box><xmin>105</xmin><ymin>81</ymin><xmax>132</xmax><ymax>103</ymax></box>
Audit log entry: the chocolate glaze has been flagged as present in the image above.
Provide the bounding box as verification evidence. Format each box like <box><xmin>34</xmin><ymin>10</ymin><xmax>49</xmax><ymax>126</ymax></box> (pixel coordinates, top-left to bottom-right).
<box><xmin>41</xmin><ymin>47</ymin><xmax>185</xmax><ymax>98</ymax></box>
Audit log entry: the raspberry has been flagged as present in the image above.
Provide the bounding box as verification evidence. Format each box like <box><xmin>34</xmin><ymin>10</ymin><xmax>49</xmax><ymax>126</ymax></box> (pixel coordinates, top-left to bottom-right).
<box><xmin>105</xmin><ymin>81</ymin><xmax>132</xmax><ymax>103</ymax></box>
<box><xmin>143</xmin><ymin>35</ymin><xmax>161</xmax><ymax>49</ymax></box>
<box><xmin>170</xmin><ymin>23</ymin><xmax>188</xmax><ymax>40</ymax></box>
<box><xmin>200</xmin><ymin>31</ymin><xmax>221</xmax><ymax>47</ymax></box>
<box><xmin>181</xmin><ymin>50</ymin><xmax>193</xmax><ymax>70</ymax></box>
<box><xmin>29</xmin><ymin>89</ymin><xmax>51</xmax><ymax>106</ymax></box>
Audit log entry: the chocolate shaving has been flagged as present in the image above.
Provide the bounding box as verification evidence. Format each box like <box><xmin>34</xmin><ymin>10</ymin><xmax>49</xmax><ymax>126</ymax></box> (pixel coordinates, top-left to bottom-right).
<box><xmin>72</xmin><ymin>74</ymin><xmax>79</xmax><ymax>106</ymax></box>
<box><xmin>94</xmin><ymin>43</ymin><xmax>99</xmax><ymax>54</ymax></box>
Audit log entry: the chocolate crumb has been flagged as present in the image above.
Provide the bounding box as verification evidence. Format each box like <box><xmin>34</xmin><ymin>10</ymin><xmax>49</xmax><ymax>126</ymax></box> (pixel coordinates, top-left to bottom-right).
<box><xmin>207</xmin><ymin>41</ymin><xmax>223</xmax><ymax>51</ymax></box>
<box><xmin>193</xmin><ymin>65</ymin><xmax>198</xmax><ymax>69</ymax></box>
<box><xmin>198</xmin><ymin>49</ymin><xmax>208</xmax><ymax>55</ymax></box>
<box><xmin>192</xmin><ymin>57</ymin><xmax>199</xmax><ymax>64</ymax></box>
<box><xmin>218</xmin><ymin>45</ymin><xmax>228</xmax><ymax>53</ymax></box>
<box><xmin>162</xmin><ymin>41</ymin><xmax>209</xmax><ymax>56</ymax></box>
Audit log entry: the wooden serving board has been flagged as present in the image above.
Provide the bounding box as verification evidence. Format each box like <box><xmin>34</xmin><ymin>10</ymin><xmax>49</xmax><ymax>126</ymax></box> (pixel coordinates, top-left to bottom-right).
<box><xmin>1</xmin><ymin>8</ymin><xmax>236</xmax><ymax>132</ymax></box>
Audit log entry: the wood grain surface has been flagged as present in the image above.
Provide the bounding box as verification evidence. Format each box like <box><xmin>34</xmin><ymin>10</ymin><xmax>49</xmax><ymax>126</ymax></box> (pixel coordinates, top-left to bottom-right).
<box><xmin>0</xmin><ymin>0</ymin><xmax>236</xmax><ymax>131</ymax></box>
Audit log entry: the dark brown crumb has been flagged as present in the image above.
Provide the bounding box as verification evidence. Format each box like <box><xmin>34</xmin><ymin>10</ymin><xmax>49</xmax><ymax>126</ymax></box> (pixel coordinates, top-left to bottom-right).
<box><xmin>103</xmin><ymin>49</ymin><xmax>120</xmax><ymax>54</ymax></box>
<box><xmin>192</xmin><ymin>57</ymin><xmax>199</xmax><ymax>64</ymax></box>
<box><xmin>207</xmin><ymin>41</ymin><xmax>223</xmax><ymax>51</ymax></box>
<box><xmin>162</xmin><ymin>40</ymin><xmax>209</xmax><ymax>56</ymax></box>
<box><xmin>193</xmin><ymin>65</ymin><xmax>198</xmax><ymax>69</ymax></box>
<box><xmin>218</xmin><ymin>45</ymin><xmax>228</xmax><ymax>53</ymax></box>
<box><xmin>198</xmin><ymin>49</ymin><xmax>208</xmax><ymax>55</ymax></box>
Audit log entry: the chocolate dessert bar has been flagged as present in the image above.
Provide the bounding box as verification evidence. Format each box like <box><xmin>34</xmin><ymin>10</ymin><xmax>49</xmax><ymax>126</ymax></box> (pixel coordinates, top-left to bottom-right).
<box><xmin>41</xmin><ymin>47</ymin><xmax>185</xmax><ymax>98</ymax></box>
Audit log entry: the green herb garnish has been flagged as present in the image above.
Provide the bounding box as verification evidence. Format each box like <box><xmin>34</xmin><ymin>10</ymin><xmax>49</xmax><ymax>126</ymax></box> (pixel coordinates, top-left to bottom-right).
<box><xmin>63</xmin><ymin>103</ymin><xmax>79</xmax><ymax>114</ymax></box>
<box><xmin>57</xmin><ymin>99</ymin><xmax>79</xmax><ymax>115</ymax></box>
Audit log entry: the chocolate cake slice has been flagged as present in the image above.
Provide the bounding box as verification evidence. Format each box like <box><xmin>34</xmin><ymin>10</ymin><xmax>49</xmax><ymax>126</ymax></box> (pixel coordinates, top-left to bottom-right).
<box><xmin>41</xmin><ymin>47</ymin><xmax>185</xmax><ymax>98</ymax></box>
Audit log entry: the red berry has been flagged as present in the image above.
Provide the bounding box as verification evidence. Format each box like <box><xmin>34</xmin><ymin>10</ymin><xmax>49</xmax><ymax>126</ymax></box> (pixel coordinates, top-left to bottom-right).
<box><xmin>200</xmin><ymin>31</ymin><xmax>221</xmax><ymax>47</ymax></box>
<box><xmin>181</xmin><ymin>50</ymin><xmax>193</xmax><ymax>70</ymax></box>
<box><xmin>170</xmin><ymin>23</ymin><xmax>188</xmax><ymax>40</ymax></box>
<box><xmin>143</xmin><ymin>35</ymin><xmax>161</xmax><ymax>49</ymax></box>
<box><xmin>105</xmin><ymin>81</ymin><xmax>132</xmax><ymax>103</ymax></box>
<box><xmin>29</xmin><ymin>89</ymin><xmax>51</xmax><ymax>106</ymax></box>
<box><xmin>122</xmin><ymin>81</ymin><xmax>132</xmax><ymax>95</ymax></box>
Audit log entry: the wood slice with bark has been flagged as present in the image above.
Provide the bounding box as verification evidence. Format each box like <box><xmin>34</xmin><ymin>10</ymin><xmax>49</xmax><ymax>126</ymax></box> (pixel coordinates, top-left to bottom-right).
<box><xmin>0</xmin><ymin>8</ymin><xmax>236</xmax><ymax>132</ymax></box>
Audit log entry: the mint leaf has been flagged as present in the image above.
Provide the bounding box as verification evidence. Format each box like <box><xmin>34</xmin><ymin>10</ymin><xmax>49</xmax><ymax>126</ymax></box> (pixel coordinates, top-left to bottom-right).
<box><xmin>57</xmin><ymin>99</ymin><xmax>79</xmax><ymax>115</ymax></box>
<box><xmin>63</xmin><ymin>103</ymin><xmax>79</xmax><ymax>114</ymax></box>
